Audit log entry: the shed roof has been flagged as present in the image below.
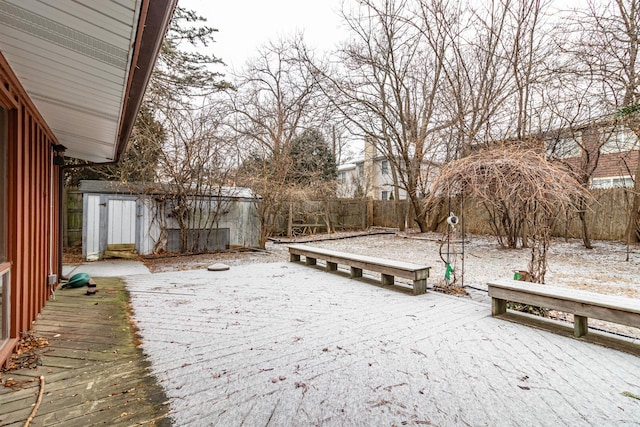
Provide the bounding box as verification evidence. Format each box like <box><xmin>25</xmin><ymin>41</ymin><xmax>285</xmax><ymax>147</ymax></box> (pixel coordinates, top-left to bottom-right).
<box><xmin>79</xmin><ymin>180</ymin><xmax>257</xmax><ymax>200</ymax></box>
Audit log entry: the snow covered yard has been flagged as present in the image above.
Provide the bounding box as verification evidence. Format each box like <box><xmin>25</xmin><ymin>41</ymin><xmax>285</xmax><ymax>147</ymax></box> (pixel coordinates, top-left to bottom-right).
<box><xmin>126</xmin><ymin>253</ymin><xmax>640</xmax><ymax>426</ymax></box>
<box><xmin>144</xmin><ymin>231</ymin><xmax>640</xmax><ymax>300</ymax></box>
<box><xmin>298</xmin><ymin>232</ymin><xmax>640</xmax><ymax>299</ymax></box>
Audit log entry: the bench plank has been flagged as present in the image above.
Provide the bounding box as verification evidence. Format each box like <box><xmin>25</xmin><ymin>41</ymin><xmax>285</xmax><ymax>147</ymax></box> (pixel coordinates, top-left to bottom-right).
<box><xmin>289</xmin><ymin>244</ymin><xmax>430</xmax><ymax>295</ymax></box>
<box><xmin>488</xmin><ymin>279</ymin><xmax>640</xmax><ymax>338</ymax></box>
<box><xmin>488</xmin><ymin>280</ymin><xmax>640</xmax><ymax>314</ymax></box>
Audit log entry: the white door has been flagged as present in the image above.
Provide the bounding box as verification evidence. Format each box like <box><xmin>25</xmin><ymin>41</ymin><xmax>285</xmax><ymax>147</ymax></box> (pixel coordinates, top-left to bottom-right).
<box><xmin>107</xmin><ymin>200</ymin><xmax>136</xmax><ymax>246</ymax></box>
<box><xmin>84</xmin><ymin>195</ymin><xmax>101</xmax><ymax>258</ymax></box>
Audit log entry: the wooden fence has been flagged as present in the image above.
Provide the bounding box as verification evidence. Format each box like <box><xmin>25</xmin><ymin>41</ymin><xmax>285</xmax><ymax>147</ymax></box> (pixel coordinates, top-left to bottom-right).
<box><xmin>458</xmin><ymin>188</ymin><xmax>633</xmax><ymax>241</ymax></box>
<box><xmin>63</xmin><ymin>187</ymin><xmax>82</xmax><ymax>248</ymax></box>
<box><xmin>65</xmin><ymin>188</ymin><xmax>634</xmax><ymax>244</ymax></box>
<box><xmin>271</xmin><ymin>188</ymin><xmax>634</xmax><ymax>241</ymax></box>
<box><xmin>273</xmin><ymin>199</ymin><xmax>369</xmax><ymax>236</ymax></box>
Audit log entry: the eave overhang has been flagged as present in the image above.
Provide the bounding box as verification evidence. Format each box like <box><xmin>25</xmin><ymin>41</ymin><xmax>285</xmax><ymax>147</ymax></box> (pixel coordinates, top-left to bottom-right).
<box><xmin>0</xmin><ymin>0</ymin><xmax>177</xmax><ymax>163</ymax></box>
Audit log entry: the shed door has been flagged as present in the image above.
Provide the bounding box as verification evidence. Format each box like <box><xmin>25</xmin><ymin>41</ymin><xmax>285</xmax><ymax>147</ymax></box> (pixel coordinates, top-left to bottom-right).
<box><xmin>107</xmin><ymin>200</ymin><xmax>136</xmax><ymax>246</ymax></box>
<box><xmin>85</xmin><ymin>195</ymin><xmax>101</xmax><ymax>257</ymax></box>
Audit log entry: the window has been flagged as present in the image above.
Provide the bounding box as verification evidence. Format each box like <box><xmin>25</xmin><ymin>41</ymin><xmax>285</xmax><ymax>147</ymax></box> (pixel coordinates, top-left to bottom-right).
<box><xmin>381</xmin><ymin>160</ymin><xmax>389</xmax><ymax>175</ymax></box>
<box><xmin>591</xmin><ymin>176</ymin><xmax>634</xmax><ymax>189</ymax></box>
<box><xmin>381</xmin><ymin>191</ymin><xmax>389</xmax><ymax>200</ymax></box>
<box><xmin>601</xmin><ymin>129</ymin><xmax>639</xmax><ymax>154</ymax></box>
<box><xmin>338</xmin><ymin>171</ymin><xmax>346</xmax><ymax>182</ymax></box>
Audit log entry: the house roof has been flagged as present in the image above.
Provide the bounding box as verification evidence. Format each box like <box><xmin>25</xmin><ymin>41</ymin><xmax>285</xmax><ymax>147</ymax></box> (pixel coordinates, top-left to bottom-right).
<box><xmin>337</xmin><ymin>163</ymin><xmax>357</xmax><ymax>171</ymax></box>
<box><xmin>0</xmin><ymin>0</ymin><xmax>177</xmax><ymax>163</ymax></box>
<box><xmin>338</xmin><ymin>155</ymin><xmax>441</xmax><ymax>169</ymax></box>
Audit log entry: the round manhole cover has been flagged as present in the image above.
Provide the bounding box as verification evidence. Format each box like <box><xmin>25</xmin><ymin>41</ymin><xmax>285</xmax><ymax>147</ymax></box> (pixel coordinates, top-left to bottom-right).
<box><xmin>208</xmin><ymin>263</ymin><xmax>230</xmax><ymax>271</ymax></box>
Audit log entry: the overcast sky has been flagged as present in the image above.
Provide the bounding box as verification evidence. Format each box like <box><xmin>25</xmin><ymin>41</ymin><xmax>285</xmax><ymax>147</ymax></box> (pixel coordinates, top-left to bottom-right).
<box><xmin>179</xmin><ymin>0</ymin><xmax>346</xmax><ymax>71</ymax></box>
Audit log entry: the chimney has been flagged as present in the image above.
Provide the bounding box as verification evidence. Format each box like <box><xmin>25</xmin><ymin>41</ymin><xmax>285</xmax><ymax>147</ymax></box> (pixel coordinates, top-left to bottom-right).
<box><xmin>364</xmin><ymin>137</ymin><xmax>377</xmax><ymax>198</ymax></box>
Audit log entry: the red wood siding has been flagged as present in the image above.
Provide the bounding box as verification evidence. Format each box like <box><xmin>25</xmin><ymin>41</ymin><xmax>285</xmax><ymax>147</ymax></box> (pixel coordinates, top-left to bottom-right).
<box><xmin>0</xmin><ymin>53</ymin><xmax>60</xmax><ymax>366</ymax></box>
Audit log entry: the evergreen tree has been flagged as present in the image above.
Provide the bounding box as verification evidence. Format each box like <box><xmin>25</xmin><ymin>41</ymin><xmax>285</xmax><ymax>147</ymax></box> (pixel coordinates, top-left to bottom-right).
<box><xmin>289</xmin><ymin>129</ymin><xmax>337</xmax><ymax>185</ymax></box>
<box><xmin>147</xmin><ymin>6</ymin><xmax>232</xmax><ymax>106</ymax></box>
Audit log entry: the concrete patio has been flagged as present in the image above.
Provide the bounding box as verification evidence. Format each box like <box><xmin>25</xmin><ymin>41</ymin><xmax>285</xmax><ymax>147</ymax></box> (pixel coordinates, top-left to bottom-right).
<box><xmin>126</xmin><ymin>262</ymin><xmax>640</xmax><ymax>426</ymax></box>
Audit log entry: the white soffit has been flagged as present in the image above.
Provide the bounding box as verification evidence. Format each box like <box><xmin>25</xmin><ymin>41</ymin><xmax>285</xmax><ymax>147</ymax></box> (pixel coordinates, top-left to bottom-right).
<box><xmin>0</xmin><ymin>0</ymin><xmax>141</xmax><ymax>162</ymax></box>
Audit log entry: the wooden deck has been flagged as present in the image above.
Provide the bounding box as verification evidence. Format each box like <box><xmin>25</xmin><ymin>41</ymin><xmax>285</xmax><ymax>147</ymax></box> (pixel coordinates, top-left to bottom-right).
<box><xmin>0</xmin><ymin>278</ymin><xmax>170</xmax><ymax>427</ymax></box>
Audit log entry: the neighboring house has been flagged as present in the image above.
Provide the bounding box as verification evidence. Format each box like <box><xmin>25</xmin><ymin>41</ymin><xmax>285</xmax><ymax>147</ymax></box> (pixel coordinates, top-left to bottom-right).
<box><xmin>79</xmin><ymin>181</ymin><xmax>260</xmax><ymax>259</ymax></box>
<box><xmin>337</xmin><ymin>156</ymin><xmax>410</xmax><ymax>200</ymax></box>
<box><xmin>0</xmin><ymin>1</ymin><xmax>176</xmax><ymax>366</ymax></box>
<box><xmin>545</xmin><ymin>124</ymin><xmax>639</xmax><ymax>189</ymax></box>
<box><xmin>337</xmin><ymin>140</ymin><xmax>438</xmax><ymax>200</ymax></box>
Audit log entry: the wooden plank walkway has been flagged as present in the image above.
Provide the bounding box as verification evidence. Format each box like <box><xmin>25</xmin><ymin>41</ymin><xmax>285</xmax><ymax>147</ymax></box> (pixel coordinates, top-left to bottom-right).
<box><xmin>126</xmin><ymin>262</ymin><xmax>640</xmax><ymax>426</ymax></box>
<box><xmin>0</xmin><ymin>278</ymin><xmax>170</xmax><ymax>427</ymax></box>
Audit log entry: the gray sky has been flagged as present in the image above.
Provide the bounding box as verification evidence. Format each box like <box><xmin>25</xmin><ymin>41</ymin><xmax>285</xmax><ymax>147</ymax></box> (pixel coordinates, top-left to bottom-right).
<box><xmin>179</xmin><ymin>0</ymin><xmax>346</xmax><ymax>70</ymax></box>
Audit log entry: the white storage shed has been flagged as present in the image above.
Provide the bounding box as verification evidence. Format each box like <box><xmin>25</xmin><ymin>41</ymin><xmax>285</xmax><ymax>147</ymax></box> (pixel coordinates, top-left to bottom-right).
<box><xmin>80</xmin><ymin>181</ymin><xmax>260</xmax><ymax>260</ymax></box>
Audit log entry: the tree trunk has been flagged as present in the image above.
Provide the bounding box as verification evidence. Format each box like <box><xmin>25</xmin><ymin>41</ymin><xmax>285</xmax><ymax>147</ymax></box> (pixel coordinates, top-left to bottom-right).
<box><xmin>577</xmin><ymin>195</ymin><xmax>593</xmax><ymax>249</ymax></box>
<box><xmin>410</xmin><ymin>196</ymin><xmax>429</xmax><ymax>232</ymax></box>
<box><xmin>395</xmin><ymin>199</ymin><xmax>406</xmax><ymax>231</ymax></box>
<box><xmin>428</xmin><ymin>199</ymin><xmax>446</xmax><ymax>232</ymax></box>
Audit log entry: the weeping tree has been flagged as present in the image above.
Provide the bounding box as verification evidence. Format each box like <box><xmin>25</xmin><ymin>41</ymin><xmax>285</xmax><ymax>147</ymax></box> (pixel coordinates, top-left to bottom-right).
<box><xmin>431</xmin><ymin>147</ymin><xmax>590</xmax><ymax>283</ymax></box>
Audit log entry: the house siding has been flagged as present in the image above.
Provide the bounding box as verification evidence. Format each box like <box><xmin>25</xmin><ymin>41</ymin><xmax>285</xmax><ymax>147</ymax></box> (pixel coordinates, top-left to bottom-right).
<box><xmin>592</xmin><ymin>151</ymin><xmax>638</xmax><ymax>179</ymax></box>
<box><xmin>551</xmin><ymin>125</ymin><xmax>638</xmax><ymax>184</ymax></box>
<box><xmin>1</xmin><ymin>53</ymin><xmax>60</xmax><ymax>365</ymax></box>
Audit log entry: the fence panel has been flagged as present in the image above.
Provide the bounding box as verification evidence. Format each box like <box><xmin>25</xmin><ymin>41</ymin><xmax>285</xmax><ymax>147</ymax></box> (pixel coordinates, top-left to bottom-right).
<box><xmin>64</xmin><ymin>187</ymin><xmax>83</xmax><ymax>247</ymax></box>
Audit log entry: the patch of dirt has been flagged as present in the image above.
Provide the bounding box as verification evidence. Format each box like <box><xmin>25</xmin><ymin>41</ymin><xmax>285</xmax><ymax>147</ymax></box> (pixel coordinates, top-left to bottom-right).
<box><xmin>62</xmin><ymin>245</ymin><xmax>84</xmax><ymax>265</ymax></box>
<box><xmin>141</xmin><ymin>230</ymin><xmax>403</xmax><ymax>273</ymax></box>
<box><xmin>433</xmin><ymin>285</ymin><xmax>469</xmax><ymax>296</ymax></box>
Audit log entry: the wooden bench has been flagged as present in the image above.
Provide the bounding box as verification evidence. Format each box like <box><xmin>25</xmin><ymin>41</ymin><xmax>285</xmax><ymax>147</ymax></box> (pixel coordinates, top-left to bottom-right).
<box><xmin>488</xmin><ymin>279</ymin><xmax>640</xmax><ymax>338</ymax></box>
<box><xmin>288</xmin><ymin>244</ymin><xmax>430</xmax><ymax>295</ymax></box>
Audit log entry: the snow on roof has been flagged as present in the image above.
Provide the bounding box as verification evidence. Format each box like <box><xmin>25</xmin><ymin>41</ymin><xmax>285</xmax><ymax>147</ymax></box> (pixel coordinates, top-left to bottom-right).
<box><xmin>79</xmin><ymin>180</ymin><xmax>257</xmax><ymax>199</ymax></box>
<box><xmin>337</xmin><ymin>163</ymin><xmax>357</xmax><ymax>171</ymax></box>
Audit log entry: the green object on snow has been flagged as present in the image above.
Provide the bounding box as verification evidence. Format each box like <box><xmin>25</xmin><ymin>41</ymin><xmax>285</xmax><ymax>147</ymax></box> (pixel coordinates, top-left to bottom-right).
<box><xmin>513</xmin><ymin>271</ymin><xmax>521</xmax><ymax>280</ymax></box>
<box><xmin>445</xmin><ymin>263</ymin><xmax>453</xmax><ymax>281</ymax></box>
<box><xmin>61</xmin><ymin>272</ymin><xmax>91</xmax><ymax>289</ymax></box>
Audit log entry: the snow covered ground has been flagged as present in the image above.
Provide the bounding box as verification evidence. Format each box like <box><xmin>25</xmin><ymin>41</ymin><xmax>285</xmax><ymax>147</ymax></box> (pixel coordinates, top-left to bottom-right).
<box><xmin>125</xmin><ymin>235</ymin><xmax>640</xmax><ymax>426</ymax></box>
<box><xmin>294</xmin><ymin>232</ymin><xmax>640</xmax><ymax>298</ymax></box>
<box><xmin>145</xmin><ymin>231</ymin><xmax>640</xmax><ymax>299</ymax></box>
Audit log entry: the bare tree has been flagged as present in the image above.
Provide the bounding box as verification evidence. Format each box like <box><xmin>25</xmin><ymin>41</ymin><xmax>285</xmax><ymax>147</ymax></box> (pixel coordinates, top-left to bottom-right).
<box><xmin>307</xmin><ymin>0</ymin><xmax>454</xmax><ymax>232</ymax></box>
<box><xmin>229</xmin><ymin>37</ymin><xmax>329</xmax><ymax>247</ymax></box>
<box><xmin>562</xmin><ymin>0</ymin><xmax>640</xmax><ymax>244</ymax></box>
<box><xmin>419</xmin><ymin>0</ymin><xmax>551</xmax><ymax>232</ymax></box>
<box><xmin>152</xmin><ymin>103</ymin><xmax>238</xmax><ymax>253</ymax></box>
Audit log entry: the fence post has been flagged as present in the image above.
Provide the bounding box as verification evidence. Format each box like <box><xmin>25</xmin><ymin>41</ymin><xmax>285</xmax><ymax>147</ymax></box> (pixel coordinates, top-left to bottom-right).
<box><xmin>287</xmin><ymin>201</ymin><xmax>293</xmax><ymax>237</ymax></box>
